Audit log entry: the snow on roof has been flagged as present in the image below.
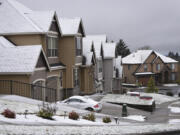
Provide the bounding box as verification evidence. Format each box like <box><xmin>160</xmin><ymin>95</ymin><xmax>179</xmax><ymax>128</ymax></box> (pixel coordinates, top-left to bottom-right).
<box><xmin>59</xmin><ymin>17</ymin><xmax>84</xmax><ymax>36</ymax></box>
<box><xmin>93</xmin><ymin>41</ymin><xmax>102</xmax><ymax>59</ymax></box>
<box><xmin>122</xmin><ymin>50</ymin><xmax>178</xmax><ymax>64</ymax></box>
<box><xmin>155</xmin><ymin>52</ymin><xmax>178</xmax><ymax>63</ymax></box>
<box><xmin>122</xmin><ymin>50</ymin><xmax>153</xmax><ymax>64</ymax></box>
<box><xmin>82</xmin><ymin>38</ymin><xmax>94</xmax><ymax>66</ymax></box>
<box><xmin>0</xmin><ymin>36</ymin><xmax>15</xmax><ymax>48</ymax></box>
<box><xmin>86</xmin><ymin>35</ymin><xmax>107</xmax><ymax>43</ymax></box>
<box><xmin>0</xmin><ymin>45</ymin><xmax>45</xmax><ymax>74</ymax></box>
<box><xmin>115</xmin><ymin>56</ymin><xmax>123</xmax><ymax>78</ymax></box>
<box><xmin>0</xmin><ymin>0</ymin><xmax>56</xmax><ymax>35</ymax></box>
<box><xmin>103</xmin><ymin>43</ymin><xmax>116</xmax><ymax>58</ymax></box>
<box><xmin>135</xmin><ymin>72</ymin><xmax>155</xmax><ymax>76</ymax></box>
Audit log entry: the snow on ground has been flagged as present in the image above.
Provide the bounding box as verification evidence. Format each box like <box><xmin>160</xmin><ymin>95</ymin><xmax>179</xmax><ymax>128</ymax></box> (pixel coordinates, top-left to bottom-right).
<box><xmin>168</xmin><ymin>107</ymin><xmax>180</xmax><ymax>113</ymax></box>
<box><xmin>101</xmin><ymin>94</ymin><xmax>154</xmax><ymax>106</ymax></box>
<box><xmin>169</xmin><ymin>119</ymin><xmax>180</xmax><ymax>124</ymax></box>
<box><xmin>0</xmin><ymin>123</ymin><xmax>180</xmax><ymax>135</ymax></box>
<box><xmin>123</xmin><ymin>115</ymin><xmax>146</xmax><ymax>122</ymax></box>
<box><xmin>163</xmin><ymin>83</ymin><xmax>179</xmax><ymax>87</ymax></box>
<box><xmin>0</xmin><ymin>114</ymin><xmax>120</xmax><ymax>126</ymax></box>
<box><xmin>140</xmin><ymin>92</ymin><xmax>179</xmax><ymax>104</ymax></box>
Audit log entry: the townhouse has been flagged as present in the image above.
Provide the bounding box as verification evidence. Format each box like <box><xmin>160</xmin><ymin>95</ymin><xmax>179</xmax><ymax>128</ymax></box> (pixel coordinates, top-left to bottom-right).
<box><xmin>0</xmin><ymin>0</ymin><xmax>66</xmax><ymax>101</ymax></box>
<box><xmin>122</xmin><ymin>50</ymin><xmax>179</xmax><ymax>85</ymax></box>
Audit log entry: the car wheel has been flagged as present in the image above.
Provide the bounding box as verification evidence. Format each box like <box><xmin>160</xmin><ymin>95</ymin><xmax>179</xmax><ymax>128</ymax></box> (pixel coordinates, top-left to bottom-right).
<box><xmin>85</xmin><ymin>108</ymin><xmax>94</xmax><ymax>112</ymax></box>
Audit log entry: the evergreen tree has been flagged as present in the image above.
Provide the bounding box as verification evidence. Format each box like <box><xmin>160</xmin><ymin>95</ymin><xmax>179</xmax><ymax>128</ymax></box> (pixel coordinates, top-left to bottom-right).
<box><xmin>115</xmin><ymin>39</ymin><xmax>131</xmax><ymax>58</ymax></box>
<box><xmin>146</xmin><ymin>77</ymin><xmax>158</xmax><ymax>93</ymax></box>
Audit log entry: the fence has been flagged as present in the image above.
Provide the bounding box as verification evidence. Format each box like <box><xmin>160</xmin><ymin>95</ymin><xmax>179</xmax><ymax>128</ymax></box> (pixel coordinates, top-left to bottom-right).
<box><xmin>0</xmin><ymin>80</ymin><xmax>57</xmax><ymax>102</ymax></box>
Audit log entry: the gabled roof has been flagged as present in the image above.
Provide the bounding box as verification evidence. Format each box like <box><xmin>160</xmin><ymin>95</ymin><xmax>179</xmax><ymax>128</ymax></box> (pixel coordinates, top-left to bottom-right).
<box><xmin>0</xmin><ymin>38</ymin><xmax>50</xmax><ymax>74</ymax></box>
<box><xmin>93</xmin><ymin>41</ymin><xmax>103</xmax><ymax>59</ymax></box>
<box><xmin>0</xmin><ymin>0</ymin><xmax>61</xmax><ymax>35</ymax></box>
<box><xmin>122</xmin><ymin>50</ymin><xmax>178</xmax><ymax>64</ymax></box>
<box><xmin>82</xmin><ymin>38</ymin><xmax>95</xmax><ymax>66</ymax></box>
<box><xmin>0</xmin><ymin>36</ymin><xmax>15</xmax><ymax>48</ymax></box>
<box><xmin>85</xmin><ymin>35</ymin><xmax>107</xmax><ymax>43</ymax></box>
<box><xmin>59</xmin><ymin>17</ymin><xmax>85</xmax><ymax>36</ymax></box>
<box><xmin>103</xmin><ymin>43</ymin><xmax>116</xmax><ymax>59</ymax></box>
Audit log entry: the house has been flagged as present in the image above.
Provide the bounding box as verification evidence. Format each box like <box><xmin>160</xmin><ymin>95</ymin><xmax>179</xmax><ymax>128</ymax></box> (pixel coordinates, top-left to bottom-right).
<box><xmin>122</xmin><ymin>50</ymin><xmax>179</xmax><ymax>85</ymax></box>
<box><xmin>102</xmin><ymin>42</ymin><xmax>121</xmax><ymax>93</ymax></box>
<box><xmin>85</xmin><ymin>35</ymin><xmax>106</xmax><ymax>93</ymax></box>
<box><xmin>81</xmin><ymin>38</ymin><xmax>96</xmax><ymax>94</ymax></box>
<box><xmin>0</xmin><ymin>36</ymin><xmax>61</xmax><ymax>102</ymax></box>
<box><xmin>58</xmin><ymin>17</ymin><xmax>85</xmax><ymax>97</ymax></box>
<box><xmin>0</xmin><ymin>0</ymin><xmax>66</xmax><ymax>101</ymax></box>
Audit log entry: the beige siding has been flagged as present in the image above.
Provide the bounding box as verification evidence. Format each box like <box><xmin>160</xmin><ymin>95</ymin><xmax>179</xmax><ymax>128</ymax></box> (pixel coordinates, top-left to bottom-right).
<box><xmin>59</xmin><ymin>37</ymin><xmax>75</xmax><ymax>88</ymax></box>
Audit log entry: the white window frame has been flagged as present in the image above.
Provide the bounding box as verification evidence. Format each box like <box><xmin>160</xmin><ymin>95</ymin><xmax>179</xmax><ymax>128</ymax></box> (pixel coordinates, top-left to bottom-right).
<box><xmin>171</xmin><ymin>73</ymin><xmax>176</xmax><ymax>81</ymax></box>
<box><xmin>156</xmin><ymin>64</ymin><xmax>161</xmax><ymax>71</ymax></box>
<box><xmin>76</xmin><ymin>36</ymin><xmax>82</xmax><ymax>56</ymax></box>
<box><xmin>144</xmin><ymin>64</ymin><xmax>148</xmax><ymax>72</ymax></box>
<box><xmin>73</xmin><ymin>68</ymin><xmax>79</xmax><ymax>87</ymax></box>
<box><xmin>47</xmin><ymin>35</ymin><xmax>58</xmax><ymax>57</ymax></box>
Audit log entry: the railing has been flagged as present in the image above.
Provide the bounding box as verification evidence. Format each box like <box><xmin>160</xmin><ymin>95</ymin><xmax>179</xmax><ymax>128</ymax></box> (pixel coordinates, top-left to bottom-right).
<box><xmin>0</xmin><ymin>80</ymin><xmax>57</xmax><ymax>102</ymax></box>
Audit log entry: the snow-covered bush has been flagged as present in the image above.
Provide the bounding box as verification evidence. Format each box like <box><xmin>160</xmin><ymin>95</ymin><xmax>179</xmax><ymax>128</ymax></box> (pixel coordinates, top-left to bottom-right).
<box><xmin>83</xmin><ymin>113</ymin><xmax>95</xmax><ymax>122</ymax></box>
<box><xmin>2</xmin><ymin>109</ymin><xmax>16</xmax><ymax>119</ymax></box>
<box><xmin>69</xmin><ymin>111</ymin><xmax>79</xmax><ymax>120</ymax></box>
<box><xmin>37</xmin><ymin>103</ymin><xmax>57</xmax><ymax>120</ymax></box>
<box><xmin>102</xmin><ymin>116</ymin><xmax>111</xmax><ymax>123</ymax></box>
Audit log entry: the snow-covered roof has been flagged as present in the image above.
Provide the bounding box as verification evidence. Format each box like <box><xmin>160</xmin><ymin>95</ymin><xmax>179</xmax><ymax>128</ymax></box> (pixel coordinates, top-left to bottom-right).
<box><xmin>86</xmin><ymin>35</ymin><xmax>107</xmax><ymax>43</ymax></box>
<box><xmin>0</xmin><ymin>36</ymin><xmax>15</xmax><ymax>48</ymax></box>
<box><xmin>82</xmin><ymin>38</ymin><xmax>94</xmax><ymax>66</ymax></box>
<box><xmin>135</xmin><ymin>72</ymin><xmax>155</xmax><ymax>76</ymax></box>
<box><xmin>122</xmin><ymin>50</ymin><xmax>178</xmax><ymax>64</ymax></box>
<box><xmin>155</xmin><ymin>52</ymin><xmax>178</xmax><ymax>63</ymax></box>
<box><xmin>59</xmin><ymin>17</ymin><xmax>85</xmax><ymax>36</ymax></box>
<box><xmin>115</xmin><ymin>56</ymin><xmax>123</xmax><ymax>78</ymax></box>
<box><xmin>103</xmin><ymin>43</ymin><xmax>116</xmax><ymax>59</ymax></box>
<box><xmin>0</xmin><ymin>45</ymin><xmax>50</xmax><ymax>74</ymax></box>
<box><xmin>0</xmin><ymin>0</ymin><xmax>57</xmax><ymax>35</ymax></box>
<box><xmin>93</xmin><ymin>41</ymin><xmax>102</xmax><ymax>59</ymax></box>
<box><xmin>122</xmin><ymin>50</ymin><xmax>153</xmax><ymax>64</ymax></box>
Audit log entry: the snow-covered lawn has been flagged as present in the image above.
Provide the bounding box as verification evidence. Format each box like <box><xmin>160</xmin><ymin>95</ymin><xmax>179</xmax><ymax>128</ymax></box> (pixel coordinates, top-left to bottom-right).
<box><xmin>1</xmin><ymin>123</ymin><xmax>180</xmax><ymax>135</ymax></box>
<box><xmin>101</xmin><ymin>94</ymin><xmax>154</xmax><ymax>106</ymax></box>
<box><xmin>168</xmin><ymin>106</ymin><xmax>180</xmax><ymax>113</ymax></box>
<box><xmin>123</xmin><ymin>115</ymin><xmax>146</xmax><ymax>122</ymax></box>
<box><xmin>163</xmin><ymin>83</ymin><xmax>179</xmax><ymax>87</ymax></box>
<box><xmin>169</xmin><ymin>119</ymin><xmax>180</xmax><ymax>124</ymax></box>
<box><xmin>0</xmin><ymin>114</ymin><xmax>119</xmax><ymax>126</ymax></box>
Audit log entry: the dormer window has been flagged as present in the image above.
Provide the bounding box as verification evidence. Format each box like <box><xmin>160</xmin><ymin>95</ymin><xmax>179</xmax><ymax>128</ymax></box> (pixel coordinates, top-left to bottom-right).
<box><xmin>76</xmin><ymin>37</ymin><xmax>82</xmax><ymax>56</ymax></box>
<box><xmin>47</xmin><ymin>36</ymin><xmax>58</xmax><ymax>57</ymax></box>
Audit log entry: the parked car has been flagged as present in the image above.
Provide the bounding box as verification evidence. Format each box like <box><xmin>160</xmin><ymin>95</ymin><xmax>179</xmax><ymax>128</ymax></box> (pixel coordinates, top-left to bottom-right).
<box><xmin>60</xmin><ymin>96</ymin><xmax>102</xmax><ymax>112</ymax></box>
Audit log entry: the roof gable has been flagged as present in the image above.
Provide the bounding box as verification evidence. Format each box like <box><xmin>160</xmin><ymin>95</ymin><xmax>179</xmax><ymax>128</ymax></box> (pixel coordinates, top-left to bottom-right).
<box><xmin>59</xmin><ymin>17</ymin><xmax>85</xmax><ymax>36</ymax></box>
<box><xmin>0</xmin><ymin>36</ymin><xmax>15</xmax><ymax>48</ymax></box>
<box><xmin>0</xmin><ymin>0</ymin><xmax>61</xmax><ymax>35</ymax></box>
<box><xmin>103</xmin><ymin>43</ymin><xmax>116</xmax><ymax>59</ymax></box>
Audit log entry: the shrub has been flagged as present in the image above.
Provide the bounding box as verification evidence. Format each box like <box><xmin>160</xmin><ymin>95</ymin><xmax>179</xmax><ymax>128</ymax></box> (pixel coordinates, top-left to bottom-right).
<box><xmin>166</xmin><ymin>91</ymin><xmax>174</xmax><ymax>97</ymax></box>
<box><xmin>146</xmin><ymin>77</ymin><xmax>158</xmax><ymax>93</ymax></box>
<box><xmin>2</xmin><ymin>109</ymin><xmax>16</xmax><ymax>119</ymax></box>
<box><xmin>37</xmin><ymin>103</ymin><xmax>56</xmax><ymax>120</ymax></box>
<box><xmin>82</xmin><ymin>113</ymin><xmax>95</xmax><ymax>122</ymax></box>
<box><xmin>102</xmin><ymin>116</ymin><xmax>111</xmax><ymax>123</ymax></box>
<box><xmin>69</xmin><ymin>111</ymin><xmax>79</xmax><ymax>120</ymax></box>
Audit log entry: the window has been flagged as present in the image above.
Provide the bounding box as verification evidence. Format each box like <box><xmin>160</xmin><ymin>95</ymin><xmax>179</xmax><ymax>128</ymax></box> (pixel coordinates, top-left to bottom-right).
<box><xmin>144</xmin><ymin>64</ymin><xmax>147</xmax><ymax>72</ymax></box>
<box><xmin>171</xmin><ymin>64</ymin><xmax>175</xmax><ymax>70</ymax></box>
<box><xmin>73</xmin><ymin>68</ymin><xmax>79</xmax><ymax>87</ymax></box>
<box><xmin>171</xmin><ymin>73</ymin><xmax>176</xmax><ymax>81</ymax></box>
<box><xmin>128</xmin><ymin>65</ymin><xmax>131</xmax><ymax>70</ymax></box>
<box><xmin>76</xmin><ymin>37</ymin><xmax>82</xmax><ymax>56</ymax></box>
<box><xmin>98</xmin><ymin>60</ymin><xmax>102</xmax><ymax>73</ymax></box>
<box><xmin>156</xmin><ymin>64</ymin><xmax>161</xmax><ymax>71</ymax></box>
<box><xmin>47</xmin><ymin>36</ymin><xmax>58</xmax><ymax>57</ymax></box>
<box><xmin>60</xmin><ymin>72</ymin><xmax>63</xmax><ymax>87</ymax></box>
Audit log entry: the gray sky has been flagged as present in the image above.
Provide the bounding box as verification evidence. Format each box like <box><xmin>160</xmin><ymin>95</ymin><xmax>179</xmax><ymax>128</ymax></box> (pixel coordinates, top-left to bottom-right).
<box><xmin>18</xmin><ymin>0</ymin><xmax>180</xmax><ymax>54</ymax></box>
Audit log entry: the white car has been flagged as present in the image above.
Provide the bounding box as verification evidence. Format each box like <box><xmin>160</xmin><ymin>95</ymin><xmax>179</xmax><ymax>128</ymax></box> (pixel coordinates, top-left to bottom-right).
<box><xmin>60</xmin><ymin>96</ymin><xmax>102</xmax><ymax>112</ymax></box>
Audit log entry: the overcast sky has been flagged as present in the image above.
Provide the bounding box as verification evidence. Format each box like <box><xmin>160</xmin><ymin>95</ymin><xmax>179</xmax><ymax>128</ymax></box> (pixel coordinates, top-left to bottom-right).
<box><xmin>18</xmin><ymin>0</ymin><xmax>180</xmax><ymax>54</ymax></box>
